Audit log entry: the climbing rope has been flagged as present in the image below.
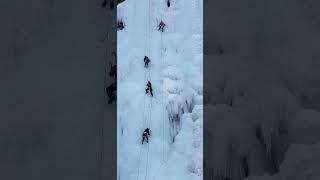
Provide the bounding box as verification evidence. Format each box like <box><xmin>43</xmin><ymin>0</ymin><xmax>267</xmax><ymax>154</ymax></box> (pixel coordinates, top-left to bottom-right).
<box><xmin>138</xmin><ymin>0</ymin><xmax>153</xmax><ymax>179</ymax></box>
<box><xmin>152</xmin><ymin>161</ymin><xmax>168</xmax><ymax>180</ymax></box>
<box><xmin>160</xmin><ymin>0</ymin><xmax>167</xmax><ymax>164</ymax></box>
<box><xmin>144</xmin><ymin>0</ymin><xmax>153</xmax><ymax>178</ymax></box>
<box><xmin>136</xmin><ymin>142</ymin><xmax>143</xmax><ymax>180</ymax></box>
<box><xmin>138</xmin><ymin>0</ymin><xmax>171</xmax><ymax>179</ymax></box>
<box><xmin>160</xmin><ymin>25</ymin><xmax>164</xmax><ymax>162</ymax></box>
<box><xmin>144</xmin><ymin>142</ymin><xmax>150</xmax><ymax>180</ymax></box>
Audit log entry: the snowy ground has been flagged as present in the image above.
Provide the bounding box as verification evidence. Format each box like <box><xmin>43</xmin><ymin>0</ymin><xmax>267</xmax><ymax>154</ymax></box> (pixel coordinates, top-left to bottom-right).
<box><xmin>117</xmin><ymin>0</ymin><xmax>203</xmax><ymax>179</ymax></box>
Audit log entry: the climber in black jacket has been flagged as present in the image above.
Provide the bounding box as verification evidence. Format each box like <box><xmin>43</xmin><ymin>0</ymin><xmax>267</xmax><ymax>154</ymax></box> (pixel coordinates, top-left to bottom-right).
<box><xmin>117</xmin><ymin>20</ymin><xmax>125</xmax><ymax>30</ymax></box>
<box><xmin>141</xmin><ymin>128</ymin><xmax>151</xmax><ymax>144</ymax></box>
<box><xmin>106</xmin><ymin>82</ymin><xmax>117</xmax><ymax>104</ymax></box>
<box><xmin>144</xmin><ymin>56</ymin><xmax>150</xmax><ymax>68</ymax></box>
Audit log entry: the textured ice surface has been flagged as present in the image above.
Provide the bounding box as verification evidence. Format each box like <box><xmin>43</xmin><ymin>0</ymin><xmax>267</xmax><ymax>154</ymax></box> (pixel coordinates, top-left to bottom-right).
<box><xmin>117</xmin><ymin>0</ymin><xmax>203</xmax><ymax>179</ymax></box>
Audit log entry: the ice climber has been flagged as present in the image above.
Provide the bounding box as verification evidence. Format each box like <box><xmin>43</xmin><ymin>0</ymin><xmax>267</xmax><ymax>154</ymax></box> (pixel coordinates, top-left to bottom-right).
<box><xmin>102</xmin><ymin>0</ymin><xmax>115</xmax><ymax>10</ymax></box>
<box><xmin>112</xmin><ymin>51</ymin><xmax>117</xmax><ymax>58</ymax></box>
<box><xmin>216</xmin><ymin>43</ymin><xmax>223</xmax><ymax>56</ymax></box>
<box><xmin>106</xmin><ymin>82</ymin><xmax>117</xmax><ymax>104</ymax></box>
<box><xmin>141</xmin><ymin>128</ymin><xmax>151</xmax><ymax>144</ymax></box>
<box><xmin>158</xmin><ymin>20</ymin><xmax>166</xmax><ymax>32</ymax></box>
<box><xmin>109</xmin><ymin>63</ymin><xmax>117</xmax><ymax>78</ymax></box>
<box><xmin>110</xmin><ymin>0</ymin><xmax>114</xmax><ymax>10</ymax></box>
<box><xmin>167</xmin><ymin>0</ymin><xmax>170</xmax><ymax>7</ymax></box>
<box><xmin>117</xmin><ymin>20</ymin><xmax>124</xmax><ymax>30</ymax></box>
<box><xmin>145</xmin><ymin>80</ymin><xmax>153</xmax><ymax>97</ymax></box>
<box><xmin>144</xmin><ymin>56</ymin><xmax>150</xmax><ymax>68</ymax></box>
<box><xmin>101</xmin><ymin>0</ymin><xmax>107</xmax><ymax>7</ymax></box>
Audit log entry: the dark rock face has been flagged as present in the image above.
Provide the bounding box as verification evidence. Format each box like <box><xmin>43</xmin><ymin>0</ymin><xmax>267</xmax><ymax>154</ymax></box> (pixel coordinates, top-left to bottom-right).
<box><xmin>0</xmin><ymin>1</ymin><xmax>116</xmax><ymax>180</ymax></box>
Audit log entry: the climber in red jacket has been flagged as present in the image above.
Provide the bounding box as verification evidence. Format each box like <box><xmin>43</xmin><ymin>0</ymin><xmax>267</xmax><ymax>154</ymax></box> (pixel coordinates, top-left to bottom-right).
<box><xmin>145</xmin><ymin>80</ymin><xmax>153</xmax><ymax>97</ymax></box>
<box><xmin>158</xmin><ymin>20</ymin><xmax>166</xmax><ymax>32</ymax></box>
<box><xmin>109</xmin><ymin>63</ymin><xmax>117</xmax><ymax>78</ymax></box>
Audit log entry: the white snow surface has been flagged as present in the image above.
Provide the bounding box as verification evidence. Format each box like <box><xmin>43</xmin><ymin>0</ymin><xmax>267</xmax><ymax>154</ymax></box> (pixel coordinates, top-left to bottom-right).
<box><xmin>117</xmin><ymin>0</ymin><xmax>203</xmax><ymax>180</ymax></box>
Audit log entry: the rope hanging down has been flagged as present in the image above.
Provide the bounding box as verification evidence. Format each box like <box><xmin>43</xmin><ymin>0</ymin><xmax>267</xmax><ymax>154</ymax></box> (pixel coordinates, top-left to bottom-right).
<box><xmin>137</xmin><ymin>0</ymin><xmax>153</xmax><ymax>179</ymax></box>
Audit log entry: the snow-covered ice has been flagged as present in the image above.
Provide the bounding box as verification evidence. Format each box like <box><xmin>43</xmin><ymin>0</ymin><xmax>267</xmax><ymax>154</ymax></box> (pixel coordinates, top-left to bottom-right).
<box><xmin>117</xmin><ymin>0</ymin><xmax>203</xmax><ymax>179</ymax></box>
